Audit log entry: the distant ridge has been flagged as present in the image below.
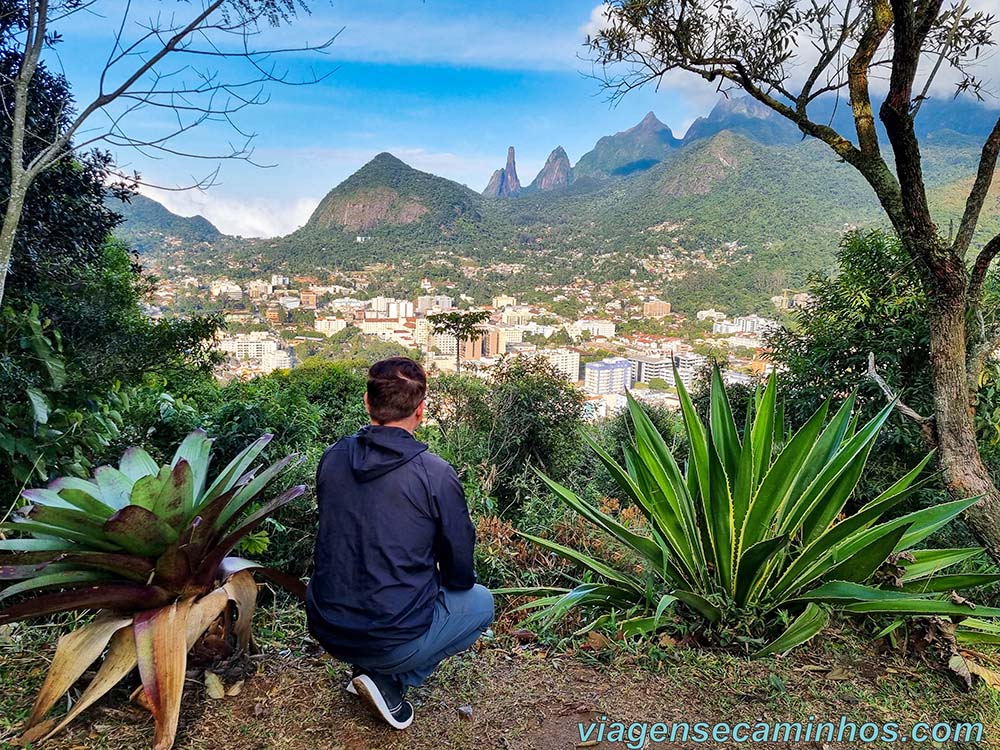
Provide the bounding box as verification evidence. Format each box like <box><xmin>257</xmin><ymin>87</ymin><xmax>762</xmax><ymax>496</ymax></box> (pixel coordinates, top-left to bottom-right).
<box><xmin>572</xmin><ymin>111</ymin><xmax>682</xmax><ymax>181</ymax></box>
<box><xmin>108</xmin><ymin>193</ymin><xmax>222</xmax><ymax>253</ymax></box>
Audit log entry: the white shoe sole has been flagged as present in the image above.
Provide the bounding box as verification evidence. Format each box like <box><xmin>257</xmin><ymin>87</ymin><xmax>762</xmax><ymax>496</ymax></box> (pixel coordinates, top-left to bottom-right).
<box><xmin>351</xmin><ymin>675</ymin><xmax>414</xmax><ymax>730</ymax></box>
<box><xmin>345</xmin><ymin>679</ymin><xmax>358</xmax><ymax>695</ymax></box>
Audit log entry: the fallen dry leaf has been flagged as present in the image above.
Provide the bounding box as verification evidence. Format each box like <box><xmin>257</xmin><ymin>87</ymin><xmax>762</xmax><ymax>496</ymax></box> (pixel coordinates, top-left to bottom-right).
<box><xmin>584</xmin><ymin>631</ymin><xmax>611</xmax><ymax>651</ymax></box>
<box><xmin>205</xmin><ymin>671</ymin><xmax>225</xmax><ymax>699</ymax></box>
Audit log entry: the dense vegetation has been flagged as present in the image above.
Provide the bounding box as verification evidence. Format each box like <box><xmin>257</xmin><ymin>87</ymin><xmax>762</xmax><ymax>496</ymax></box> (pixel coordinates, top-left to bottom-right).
<box><xmin>107</xmin><ymin>194</ymin><xmax>222</xmax><ymax>253</ymax></box>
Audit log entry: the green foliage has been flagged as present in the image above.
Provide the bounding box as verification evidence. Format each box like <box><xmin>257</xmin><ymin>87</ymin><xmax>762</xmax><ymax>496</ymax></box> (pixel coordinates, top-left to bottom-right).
<box><xmin>0</xmin><ymin>306</ymin><xmax>126</xmax><ymax>492</ymax></box>
<box><xmin>0</xmin><ymin>432</ymin><xmax>305</xmax><ymax>747</ymax></box>
<box><xmin>768</xmin><ymin>231</ymin><xmax>930</xmax><ymax>435</ymax></box>
<box><xmin>298</xmin><ymin>325</ymin><xmax>417</xmax><ymax>364</ymax></box>
<box><xmin>427</xmin><ymin>355</ymin><xmax>584</xmax><ymax>516</ymax></box>
<box><xmin>0</xmin><ymin>430</ymin><xmax>305</xmax><ymax>621</ymax></box>
<box><xmin>428</xmin><ymin>309</ymin><xmax>491</xmax><ymax>371</ymax></box>
<box><xmin>513</xmin><ymin>372</ymin><xmax>1000</xmax><ymax>656</ymax></box>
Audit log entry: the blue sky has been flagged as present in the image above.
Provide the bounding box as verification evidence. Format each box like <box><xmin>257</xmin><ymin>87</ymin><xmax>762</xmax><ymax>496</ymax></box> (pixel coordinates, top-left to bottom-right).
<box><xmin>52</xmin><ymin>1</ymin><xmax>723</xmax><ymax>236</ymax></box>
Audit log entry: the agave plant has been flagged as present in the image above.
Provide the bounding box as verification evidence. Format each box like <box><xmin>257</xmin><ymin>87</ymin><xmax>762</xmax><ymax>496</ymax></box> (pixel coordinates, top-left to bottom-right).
<box><xmin>513</xmin><ymin>371</ymin><xmax>1000</xmax><ymax>656</ymax></box>
<box><xmin>0</xmin><ymin>431</ymin><xmax>305</xmax><ymax>749</ymax></box>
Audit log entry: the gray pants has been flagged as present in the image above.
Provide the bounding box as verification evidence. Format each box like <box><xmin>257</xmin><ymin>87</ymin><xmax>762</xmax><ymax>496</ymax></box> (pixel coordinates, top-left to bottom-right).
<box><xmin>354</xmin><ymin>584</ymin><xmax>495</xmax><ymax>688</ymax></box>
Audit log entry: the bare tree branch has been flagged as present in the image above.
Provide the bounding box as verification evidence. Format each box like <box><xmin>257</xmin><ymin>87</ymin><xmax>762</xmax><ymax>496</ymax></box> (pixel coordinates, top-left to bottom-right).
<box><xmin>955</xmin><ymin>116</ymin><xmax>1000</xmax><ymax>259</ymax></box>
<box><xmin>867</xmin><ymin>351</ymin><xmax>932</xmax><ymax>424</ymax></box>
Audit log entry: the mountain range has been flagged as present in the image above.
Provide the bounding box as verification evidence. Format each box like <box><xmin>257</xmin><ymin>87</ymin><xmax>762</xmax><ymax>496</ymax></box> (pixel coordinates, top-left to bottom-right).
<box><xmin>113</xmin><ymin>96</ymin><xmax>1000</xmax><ymax>313</ymax></box>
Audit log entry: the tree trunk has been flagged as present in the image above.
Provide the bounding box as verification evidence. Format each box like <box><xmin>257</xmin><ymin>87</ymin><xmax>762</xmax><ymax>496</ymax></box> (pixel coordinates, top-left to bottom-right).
<box><xmin>0</xmin><ymin>181</ymin><xmax>26</xmax><ymax>308</ymax></box>
<box><xmin>928</xmin><ymin>287</ymin><xmax>1000</xmax><ymax>559</ymax></box>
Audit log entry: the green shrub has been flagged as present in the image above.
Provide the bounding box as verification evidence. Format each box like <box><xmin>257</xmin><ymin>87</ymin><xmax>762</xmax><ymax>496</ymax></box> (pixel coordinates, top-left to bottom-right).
<box><xmin>0</xmin><ymin>432</ymin><xmax>305</xmax><ymax>748</ymax></box>
<box><xmin>511</xmin><ymin>371</ymin><xmax>1000</xmax><ymax>656</ymax></box>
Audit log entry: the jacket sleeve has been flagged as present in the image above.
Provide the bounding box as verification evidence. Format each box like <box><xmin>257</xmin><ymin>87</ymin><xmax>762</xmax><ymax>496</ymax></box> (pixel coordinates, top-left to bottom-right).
<box><xmin>432</xmin><ymin>463</ymin><xmax>477</xmax><ymax>590</ymax></box>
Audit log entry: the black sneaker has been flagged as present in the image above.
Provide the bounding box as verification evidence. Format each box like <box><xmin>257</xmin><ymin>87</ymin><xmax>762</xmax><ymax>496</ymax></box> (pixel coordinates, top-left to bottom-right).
<box><xmin>351</xmin><ymin>672</ymin><xmax>414</xmax><ymax>729</ymax></box>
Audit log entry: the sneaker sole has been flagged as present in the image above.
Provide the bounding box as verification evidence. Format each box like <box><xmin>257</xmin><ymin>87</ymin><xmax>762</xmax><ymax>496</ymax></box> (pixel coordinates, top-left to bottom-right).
<box><xmin>345</xmin><ymin>680</ymin><xmax>358</xmax><ymax>696</ymax></box>
<box><xmin>351</xmin><ymin>675</ymin><xmax>414</xmax><ymax>730</ymax></box>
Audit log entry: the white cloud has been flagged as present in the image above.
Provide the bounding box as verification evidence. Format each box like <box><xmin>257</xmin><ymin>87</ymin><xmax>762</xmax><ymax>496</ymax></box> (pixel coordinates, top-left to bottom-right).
<box><xmin>141</xmin><ymin>186</ymin><xmax>318</xmax><ymax>238</ymax></box>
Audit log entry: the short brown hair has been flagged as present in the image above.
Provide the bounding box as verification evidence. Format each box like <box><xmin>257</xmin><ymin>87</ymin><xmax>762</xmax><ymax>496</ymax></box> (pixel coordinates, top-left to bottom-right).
<box><xmin>366</xmin><ymin>357</ymin><xmax>428</xmax><ymax>424</ymax></box>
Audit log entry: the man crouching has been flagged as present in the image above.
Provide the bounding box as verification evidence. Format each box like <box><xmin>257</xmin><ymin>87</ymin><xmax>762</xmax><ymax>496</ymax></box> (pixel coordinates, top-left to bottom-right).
<box><xmin>306</xmin><ymin>356</ymin><xmax>494</xmax><ymax>729</ymax></box>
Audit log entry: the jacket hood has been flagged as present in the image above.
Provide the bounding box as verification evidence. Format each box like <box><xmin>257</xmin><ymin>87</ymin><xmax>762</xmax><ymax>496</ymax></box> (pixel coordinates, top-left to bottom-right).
<box><xmin>346</xmin><ymin>425</ymin><xmax>428</xmax><ymax>482</ymax></box>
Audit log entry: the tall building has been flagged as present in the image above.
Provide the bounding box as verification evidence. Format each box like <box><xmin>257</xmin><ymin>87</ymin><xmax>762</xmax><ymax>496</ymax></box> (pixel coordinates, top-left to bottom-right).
<box><xmin>675</xmin><ymin>352</ymin><xmax>708</xmax><ymax>388</ymax></box>
<box><xmin>270</xmin><ymin>274</ymin><xmax>289</xmax><ymax>288</ymax></box>
<box><xmin>485</xmin><ymin>325</ymin><xmax>523</xmax><ymax>356</ymax></box>
<box><xmin>492</xmin><ymin>294</ymin><xmax>517</xmax><ymax>308</ymax></box>
<box><xmin>261</xmin><ymin>349</ymin><xmax>292</xmax><ymax>373</ymax></box>
<box><xmin>696</xmin><ymin>308</ymin><xmax>727</xmax><ymax>322</ymax></box>
<box><xmin>368</xmin><ymin>296</ymin><xmax>394</xmax><ymax>316</ymax></box>
<box><xmin>642</xmin><ymin>300</ymin><xmax>672</xmax><ymax>318</ymax></box>
<box><xmin>628</xmin><ymin>353</ymin><xmax>674</xmax><ymax>384</ymax></box>
<box><xmin>209</xmin><ymin>280</ymin><xmax>242</xmax><ymax>300</ymax></box>
<box><xmin>388</xmin><ymin>300</ymin><xmax>415</xmax><ymax>318</ymax></box>
<box><xmin>247</xmin><ymin>280</ymin><xmax>273</xmax><ymax>300</ymax></box>
<box><xmin>460</xmin><ymin>334</ymin><xmax>486</xmax><ymax>361</ymax></box>
<box><xmin>584</xmin><ymin>357</ymin><xmax>633</xmax><ymax>395</ymax></box>
<box><xmin>417</xmin><ymin>295</ymin><xmax>454</xmax><ymax>313</ymax></box>
<box><xmin>733</xmin><ymin>315</ymin><xmax>779</xmax><ymax>335</ymax></box>
<box><xmin>534</xmin><ymin>348</ymin><xmax>581</xmax><ymax>381</ymax></box>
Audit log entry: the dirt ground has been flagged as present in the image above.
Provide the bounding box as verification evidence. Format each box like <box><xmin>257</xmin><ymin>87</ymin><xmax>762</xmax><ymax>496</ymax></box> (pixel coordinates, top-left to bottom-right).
<box><xmin>5</xmin><ymin>632</ymin><xmax>999</xmax><ymax>750</ymax></box>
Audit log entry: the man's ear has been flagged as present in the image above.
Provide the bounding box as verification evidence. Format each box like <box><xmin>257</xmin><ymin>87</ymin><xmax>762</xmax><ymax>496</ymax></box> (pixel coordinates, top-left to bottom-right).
<box><xmin>415</xmin><ymin>398</ymin><xmax>425</xmax><ymax>421</ymax></box>
<box><xmin>363</xmin><ymin>392</ymin><xmax>372</xmax><ymax>416</ymax></box>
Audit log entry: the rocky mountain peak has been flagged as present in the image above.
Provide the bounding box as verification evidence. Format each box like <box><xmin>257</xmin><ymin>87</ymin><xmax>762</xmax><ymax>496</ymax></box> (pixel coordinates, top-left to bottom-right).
<box><xmin>482</xmin><ymin>146</ymin><xmax>521</xmax><ymax>197</ymax></box>
<box><xmin>530</xmin><ymin>146</ymin><xmax>572</xmax><ymax>191</ymax></box>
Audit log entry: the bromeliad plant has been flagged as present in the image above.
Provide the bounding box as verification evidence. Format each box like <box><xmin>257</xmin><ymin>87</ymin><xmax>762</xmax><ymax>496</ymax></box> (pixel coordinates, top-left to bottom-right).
<box><xmin>0</xmin><ymin>431</ymin><xmax>305</xmax><ymax>750</ymax></box>
<box><xmin>515</xmin><ymin>371</ymin><xmax>1000</xmax><ymax>656</ymax></box>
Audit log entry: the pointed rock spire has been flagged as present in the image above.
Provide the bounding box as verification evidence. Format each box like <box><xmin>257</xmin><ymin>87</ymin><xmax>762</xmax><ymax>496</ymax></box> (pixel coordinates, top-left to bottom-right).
<box><xmin>482</xmin><ymin>146</ymin><xmax>521</xmax><ymax>197</ymax></box>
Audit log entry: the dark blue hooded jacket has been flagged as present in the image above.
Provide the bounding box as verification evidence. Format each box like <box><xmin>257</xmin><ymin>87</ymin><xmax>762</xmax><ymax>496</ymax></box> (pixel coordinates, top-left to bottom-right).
<box><xmin>306</xmin><ymin>425</ymin><xmax>477</xmax><ymax>657</ymax></box>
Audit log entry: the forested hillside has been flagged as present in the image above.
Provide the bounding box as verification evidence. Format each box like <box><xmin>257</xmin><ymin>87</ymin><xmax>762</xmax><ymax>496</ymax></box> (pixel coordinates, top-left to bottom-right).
<box><xmin>127</xmin><ymin>96</ymin><xmax>1000</xmax><ymax>312</ymax></box>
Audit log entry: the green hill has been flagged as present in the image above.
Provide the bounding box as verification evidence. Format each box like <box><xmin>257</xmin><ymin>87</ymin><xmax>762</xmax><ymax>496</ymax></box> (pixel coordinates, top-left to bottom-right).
<box><xmin>107</xmin><ymin>193</ymin><xmax>222</xmax><ymax>253</ymax></box>
<box><xmin>572</xmin><ymin>112</ymin><xmax>682</xmax><ymax>181</ymax></box>
<box><xmin>253</xmin><ymin>153</ymin><xmax>505</xmax><ymax>270</ymax></box>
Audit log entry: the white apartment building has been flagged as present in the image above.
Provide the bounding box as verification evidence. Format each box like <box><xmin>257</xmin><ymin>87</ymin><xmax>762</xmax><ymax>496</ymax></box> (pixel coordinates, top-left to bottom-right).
<box><xmin>712</xmin><ymin>320</ymin><xmax>741</xmax><ymax>335</ymax></box>
<box><xmin>367</xmin><ymin>296</ymin><xmax>396</xmax><ymax>316</ymax></box>
<box><xmin>315</xmin><ymin>317</ymin><xmax>349</xmax><ymax>337</ymax></box>
<box><xmin>209</xmin><ymin>280</ymin><xmax>243</xmax><ymax>300</ymax></box>
<box><xmin>628</xmin><ymin>353</ymin><xmax>675</xmax><ymax>384</ymax></box>
<box><xmin>674</xmin><ymin>352</ymin><xmax>708</xmax><ymax>388</ymax></box>
<box><xmin>417</xmin><ymin>295</ymin><xmax>454</xmax><ymax>313</ymax></box>
<box><xmin>270</xmin><ymin>274</ymin><xmax>289</xmax><ymax>287</ymax></box>
<box><xmin>501</xmin><ymin>307</ymin><xmax>534</xmax><ymax>326</ymax></box>
<box><xmin>733</xmin><ymin>315</ymin><xmax>779</xmax><ymax>335</ymax></box>
<box><xmin>492</xmin><ymin>294</ymin><xmax>517</xmax><ymax>308</ymax></box>
<box><xmin>261</xmin><ymin>349</ymin><xmax>292</xmax><ymax>373</ymax></box>
<box><xmin>569</xmin><ymin>319</ymin><xmax>617</xmax><ymax>340</ymax></box>
<box><xmin>387</xmin><ymin>300</ymin><xmax>415</xmax><ymax>318</ymax></box>
<box><xmin>247</xmin><ymin>280</ymin><xmax>273</xmax><ymax>300</ymax></box>
<box><xmin>697</xmin><ymin>308</ymin><xmax>727</xmax><ymax>322</ymax></box>
<box><xmin>431</xmin><ymin>332</ymin><xmax>458</xmax><ymax>356</ymax></box>
<box><xmin>584</xmin><ymin>357</ymin><xmax>633</xmax><ymax>395</ymax></box>
<box><xmin>533</xmin><ymin>348</ymin><xmax>581</xmax><ymax>381</ymax></box>
<box><xmin>218</xmin><ymin>332</ymin><xmax>278</xmax><ymax>360</ymax></box>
